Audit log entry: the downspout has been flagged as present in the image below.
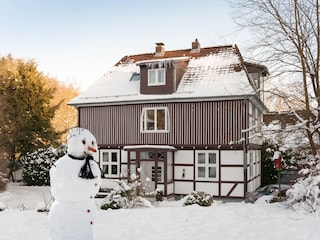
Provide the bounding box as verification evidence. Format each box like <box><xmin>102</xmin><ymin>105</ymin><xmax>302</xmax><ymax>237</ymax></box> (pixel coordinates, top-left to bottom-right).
<box><xmin>243</xmin><ymin>133</ymin><xmax>248</xmax><ymax>196</ymax></box>
<box><xmin>77</xmin><ymin>107</ymin><xmax>81</xmax><ymax>127</ymax></box>
<box><xmin>243</xmin><ymin>98</ymin><xmax>248</xmax><ymax>197</ymax></box>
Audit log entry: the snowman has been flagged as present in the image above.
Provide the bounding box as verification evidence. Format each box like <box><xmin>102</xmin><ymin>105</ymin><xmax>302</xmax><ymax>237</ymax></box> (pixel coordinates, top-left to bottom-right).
<box><xmin>48</xmin><ymin>128</ymin><xmax>102</xmax><ymax>240</ymax></box>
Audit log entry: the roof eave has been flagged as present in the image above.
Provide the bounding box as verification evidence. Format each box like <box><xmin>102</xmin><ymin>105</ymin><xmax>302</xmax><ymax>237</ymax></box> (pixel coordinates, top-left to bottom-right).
<box><xmin>68</xmin><ymin>94</ymin><xmax>258</xmax><ymax>108</ymax></box>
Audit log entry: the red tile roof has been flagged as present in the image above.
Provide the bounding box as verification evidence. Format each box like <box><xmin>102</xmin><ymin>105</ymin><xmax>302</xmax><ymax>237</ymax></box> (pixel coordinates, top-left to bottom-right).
<box><xmin>116</xmin><ymin>45</ymin><xmax>240</xmax><ymax>66</ymax></box>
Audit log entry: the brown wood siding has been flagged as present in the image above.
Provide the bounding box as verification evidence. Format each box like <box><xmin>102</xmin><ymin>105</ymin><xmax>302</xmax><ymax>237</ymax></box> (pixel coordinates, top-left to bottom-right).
<box><xmin>78</xmin><ymin>100</ymin><xmax>248</xmax><ymax>147</ymax></box>
<box><xmin>139</xmin><ymin>59</ymin><xmax>188</xmax><ymax>95</ymax></box>
<box><xmin>140</xmin><ymin>65</ymin><xmax>176</xmax><ymax>94</ymax></box>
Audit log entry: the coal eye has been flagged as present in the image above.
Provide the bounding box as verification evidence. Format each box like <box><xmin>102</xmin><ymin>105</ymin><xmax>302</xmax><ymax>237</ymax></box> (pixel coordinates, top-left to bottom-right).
<box><xmin>82</xmin><ymin>139</ymin><xmax>86</xmax><ymax>145</ymax></box>
<box><xmin>92</xmin><ymin>141</ymin><xmax>95</xmax><ymax>145</ymax></box>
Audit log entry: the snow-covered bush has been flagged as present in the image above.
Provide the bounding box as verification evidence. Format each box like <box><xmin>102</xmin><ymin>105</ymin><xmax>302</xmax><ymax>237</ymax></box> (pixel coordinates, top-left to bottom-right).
<box><xmin>21</xmin><ymin>144</ymin><xmax>67</xmax><ymax>186</ymax></box>
<box><xmin>0</xmin><ymin>155</ymin><xmax>9</xmax><ymax>191</ymax></box>
<box><xmin>286</xmin><ymin>155</ymin><xmax>320</xmax><ymax>214</ymax></box>
<box><xmin>0</xmin><ymin>171</ymin><xmax>8</xmax><ymax>191</ymax></box>
<box><xmin>183</xmin><ymin>191</ymin><xmax>213</xmax><ymax>207</ymax></box>
<box><xmin>261</xmin><ymin>141</ymin><xmax>296</xmax><ymax>185</ymax></box>
<box><xmin>0</xmin><ymin>201</ymin><xmax>5</xmax><ymax>211</ymax></box>
<box><xmin>101</xmin><ymin>177</ymin><xmax>152</xmax><ymax>210</ymax></box>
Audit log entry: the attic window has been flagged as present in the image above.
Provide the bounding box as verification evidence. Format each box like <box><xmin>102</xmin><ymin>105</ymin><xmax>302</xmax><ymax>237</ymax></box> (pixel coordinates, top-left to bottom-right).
<box><xmin>130</xmin><ymin>72</ymin><xmax>140</xmax><ymax>81</ymax></box>
<box><xmin>148</xmin><ymin>68</ymin><xmax>166</xmax><ymax>86</ymax></box>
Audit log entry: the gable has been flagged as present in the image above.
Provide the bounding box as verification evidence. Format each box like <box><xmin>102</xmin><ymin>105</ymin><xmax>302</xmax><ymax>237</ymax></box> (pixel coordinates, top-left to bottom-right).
<box><xmin>69</xmin><ymin>42</ymin><xmax>267</xmax><ymax>107</ymax></box>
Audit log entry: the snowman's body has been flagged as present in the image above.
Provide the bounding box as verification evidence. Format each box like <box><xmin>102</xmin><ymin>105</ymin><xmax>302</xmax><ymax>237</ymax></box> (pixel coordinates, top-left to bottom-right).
<box><xmin>49</xmin><ymin>128</ymin><xmax>102</xmax><ymax>240</ymax></box>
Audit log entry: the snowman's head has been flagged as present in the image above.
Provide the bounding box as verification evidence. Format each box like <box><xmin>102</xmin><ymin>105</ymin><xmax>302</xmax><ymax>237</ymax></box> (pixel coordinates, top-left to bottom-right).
<box><xmin>67</xmin><ymin>128</ymin><xmax>97</xmax><ymax>158</ymax></box>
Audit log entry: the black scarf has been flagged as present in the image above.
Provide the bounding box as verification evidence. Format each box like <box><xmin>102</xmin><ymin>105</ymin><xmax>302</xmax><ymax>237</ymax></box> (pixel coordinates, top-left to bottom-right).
<box><xmin>68</xmin><ymin>154</ymin><xmax>105</xmax><ymax>179</ymax></box>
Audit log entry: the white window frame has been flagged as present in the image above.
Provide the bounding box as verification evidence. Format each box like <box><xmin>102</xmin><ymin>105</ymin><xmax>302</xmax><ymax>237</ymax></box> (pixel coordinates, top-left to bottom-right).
<box><xmin>195</xmin><ymin>150</ymin><xmax>218</xmax><ymax>181</ymax></box>
<box><xmin>148</xmin><ymin>68</ymin><xmax>166</xmax><ymax>86</ymax></box>
<box><xmin>100</xmin><ymin>150</ymin><xmax>120</xmax><ymax>178</ymax></box>
<box><xmin>140</xmin><ymin>107</ymin><xmax>169</xmax><ymax>133</ymax></box>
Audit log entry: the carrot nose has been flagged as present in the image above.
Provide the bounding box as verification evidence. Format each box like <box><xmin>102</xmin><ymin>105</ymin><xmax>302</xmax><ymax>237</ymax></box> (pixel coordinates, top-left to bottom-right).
<box><xmin>88</xmin><ymin>146</ymin><xmax>97</xmax><ymax>153</ymax></box>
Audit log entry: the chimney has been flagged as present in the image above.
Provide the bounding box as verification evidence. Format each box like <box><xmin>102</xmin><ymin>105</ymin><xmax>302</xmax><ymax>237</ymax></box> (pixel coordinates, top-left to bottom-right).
<box><xmin>190</xmin><ymin>38</ymin><xmax>201</xmax><ymax>53</ymax></box>
<box><xmin>155</xmin><ymin>42</ymin><xmax>165</xmax><ymax>57</ymax></box>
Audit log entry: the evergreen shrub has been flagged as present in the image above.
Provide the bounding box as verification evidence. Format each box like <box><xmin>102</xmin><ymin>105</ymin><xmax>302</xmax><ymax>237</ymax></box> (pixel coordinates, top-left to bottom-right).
<box><xmin>101</xmin><ymin>176</ymin><xmax>151</xmax><ymax>210</ymax></box>
<box><xmin>21</xmin><ymin>144</ymin><xmax>66</xmax><ymax>186</ymax></box>
<box><xmin>183</xmin><ymin>191</ymin><xmax>213</xmax><ymax>207</ymax></box>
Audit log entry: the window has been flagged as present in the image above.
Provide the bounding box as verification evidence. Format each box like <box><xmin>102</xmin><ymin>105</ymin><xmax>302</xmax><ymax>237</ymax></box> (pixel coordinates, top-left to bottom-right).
<box><xmin>141</xmin><ymin>107</ymin><xmax>169</xmax><ymax>132</ymax></box>
<box><xmin>130</xmin><ymin>72</ymin><xmax>140</xmax><ymax>81</ymax></box>
<box><xmin>100</xmin><ymin>150</ymin><xmax>119</xmax><ymax>177</ymax></box>
<box><xmin>148</xmin><ymin>68</ymin><xmax>166</xmax><ymax>86</ymax></box>
<box><xmin>196</xmin><ymin>151</ymin><xmax>218</xmax><ymax>180</ymax></box>
<box><xmin>152</xmin><ymin>166</ymin><xmax>162</xmax><ymax>182</ymax></box>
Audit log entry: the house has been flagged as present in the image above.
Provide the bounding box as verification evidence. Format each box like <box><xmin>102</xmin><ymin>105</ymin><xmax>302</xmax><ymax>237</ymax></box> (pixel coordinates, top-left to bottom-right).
<box><xmin>69</xmin><ymin>39</ymin><xmax>269</xmax><ymax>199</ymax></box>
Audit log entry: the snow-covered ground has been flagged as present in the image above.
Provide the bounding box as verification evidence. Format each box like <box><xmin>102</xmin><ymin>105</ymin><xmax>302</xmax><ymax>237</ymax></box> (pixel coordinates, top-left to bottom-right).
<box><xmin>0</xmin><ymin>183</ymin><xmax>320</xmax><ymax>240</ymax></box>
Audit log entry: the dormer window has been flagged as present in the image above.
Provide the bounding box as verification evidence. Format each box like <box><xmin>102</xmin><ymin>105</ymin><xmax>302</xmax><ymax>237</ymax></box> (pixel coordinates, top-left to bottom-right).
<box><xmin>148</xmin><ymin>68</ymin><xmax>166</xmax><ymax>86</ymax></box>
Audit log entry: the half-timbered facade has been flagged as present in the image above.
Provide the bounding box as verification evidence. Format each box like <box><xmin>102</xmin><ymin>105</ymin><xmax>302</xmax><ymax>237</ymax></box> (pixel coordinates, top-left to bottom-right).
<box><xmin>69</xmin><ymin>40</ymin><xmax>269</xmax><ymax>199</ymax></box>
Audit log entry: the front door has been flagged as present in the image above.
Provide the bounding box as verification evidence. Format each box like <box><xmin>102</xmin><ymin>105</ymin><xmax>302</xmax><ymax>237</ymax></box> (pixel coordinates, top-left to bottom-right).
<box><xmin>128</xmin><ymin>150</ymin><xmax>165</xmax><ymax>194</ymax></box>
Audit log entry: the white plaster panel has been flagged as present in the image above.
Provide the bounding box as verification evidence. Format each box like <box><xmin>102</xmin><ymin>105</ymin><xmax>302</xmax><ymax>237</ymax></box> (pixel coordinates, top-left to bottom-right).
<box><xmin>121</xmin><ymin>149</ymin><xmax>128</xmax><ymax>163</ymax></box>
<box><xmin>174</xmin><ymin>150</ymin><xmax>194</xmax><ymax>164</ymax></box>
<box><xmin>195</xmin><ymin>182</ymin><xmax>219</xmax><ymax>195</ymax></box>
<box><xmin>174</xmin><ymin>182</ymin><xmax>194</xmax><ymax>195</ymax></box>
<box><xmin>247</xmin><ymin>177</ymin><xmax>261</xmax><ymax>192</ymax></box>
<box><xmin>174</xmin><ymin>166</ymin><xmax>194</xmax><ymax>180</ymax></box>
<box><xmin>167</xmin><ymin>183</ymin><xmax>174</xmax><ymax>195</ymax></box>
<box><xmin>221</xmin><ymin>167</ymin><xmax>243</xmax><ymax>181</ymax></box>
<box><xmin>221</xmin><ymin>150</ymin><xmax>243</xmax><ymax>165</ymax></box>
<box><xmin>221</xmin><ymin>183</ymin><xmax>244</xmax><ymax>197</ymax></box>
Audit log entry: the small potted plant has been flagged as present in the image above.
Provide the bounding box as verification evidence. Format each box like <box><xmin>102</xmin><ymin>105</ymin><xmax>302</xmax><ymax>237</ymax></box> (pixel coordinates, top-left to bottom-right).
<box><xmin>155</xmin><ymin>189</ymin><xmax>163</xmax><ymax>201</ymax></box>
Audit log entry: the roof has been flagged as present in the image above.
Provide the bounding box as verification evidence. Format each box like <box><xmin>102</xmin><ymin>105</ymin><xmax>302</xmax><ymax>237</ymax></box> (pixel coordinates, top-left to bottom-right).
<box><xmin>69</xmin><ymin>44</ymin><xmax>260</xmax><ymax>106</ymax></box>
<box><xmin>123</xmin><ymin>145</ymin><xmax>176</xmax><ymax>151</ymax></box>
<box><xmin>264</xmin><ymin>110</ymin><xmax>314</xmax><ymax>125</ymax></box>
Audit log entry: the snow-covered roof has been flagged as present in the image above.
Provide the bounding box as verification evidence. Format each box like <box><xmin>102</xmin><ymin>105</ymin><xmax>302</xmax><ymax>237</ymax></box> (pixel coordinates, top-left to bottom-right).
<box><xmin>123</xmin><ymin>145</ymin><xmax>176</xmax><ymax>151</ymax></box>
<box><xmin>69</xmin><ymin>45</ymin><xmax>257</xmax><ymax>106</ymax></box>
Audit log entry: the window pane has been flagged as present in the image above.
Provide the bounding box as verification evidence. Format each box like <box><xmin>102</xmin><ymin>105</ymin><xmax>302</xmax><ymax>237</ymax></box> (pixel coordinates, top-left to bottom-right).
<box><xmin>141</xmin><ymin>107</ymin><xmax>169</xmax><ymax>133</ymax></box>
<box><xmin>140</xmin><ymin>151</ymin><xmax>149</xmax><ymax>159</ymax></box>
<box><xmin>146</xmin><ymin>110</ymin><xmax>155</xmax><ymax>130</ymax></box>
<box><xmin>198</xmin><ymin>167</ymin><xmax>205</xmax><ymax>177</ymax></box>
<box><xmin>158</xmin><ymin>69</ymin><xmax>165</xmax><ymax>84</ymax></box>
<box><xmin>157</xmin><ymin>109</ymin><xmax>165</xmax><ymax>130</ymax></box>
<box><xmin>152</xmin><ymin>166</ymin><xmax>162</xmax><ymax>181</ymax></box>
<box><xmin>157</xmin><ymin>166</ymin><xmax>162</xmax><ymax>181</ymax></box>
<box><xmin>111</xmin><ymin>165</ymin><xmax>118</xmax><ymax>175</ymax></box>
<box><xmin>148</xmin><ymin>70</ymin><xmax>156</xmax><ymax>84</ymax></box>
<box><xmin>209</xmin><ymin>153</ymin><xmax>216</xmax><ymax>164</ymax></box>
<box><xmin>209</xmin><ymin>167</ymin><xmax>216</xmax><ymax>178</ymax></box>
<box><xmin>103</xmin><ymin>153</ymin><xmax>109</xmax><ymax>162</ymax></box>
<box><xmin>148</xmin><ymin>152</ymin><xmax>155</xmax><ymax>159</ymax></box>
<box><xmin>103</xmin><ymin>165</ymin><xmax>108</xmax><ymax>174</ymax></box>
<box><xmin>130</xmin><ymin>73</ymin><xmax>140</xmax><ymax>81</ymax></box>
<box><xmin>140</xmin><ymin>151</ymin><xmax>155</xmax><ymax>160</ymax></box>
<box><xmin>130</xmin><ymin>151</ymin><xmax>136</xmax><ymax>160</ymax></box>
<box><xmin>198</xmin><ymin>153</ymin><xmax>205</xmax><ymax>164</ymax></box>
<box><xmin>111</xmin><ymin>152</ymin><xmax>117</xmax><ymax>162</ymax></box>
<box><xmin>130</xmin><ymin>163</ymin><xmax>136</xmax><ymax>178</ymax></box>
<box><xmin>158</xmin><ymin>152</ymin><xmax>164</xmax><ymax>160</ymax></box>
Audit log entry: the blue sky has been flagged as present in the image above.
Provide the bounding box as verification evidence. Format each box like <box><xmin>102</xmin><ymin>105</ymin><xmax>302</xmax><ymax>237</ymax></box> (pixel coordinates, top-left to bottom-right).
<box><xmin>0</xmin><ymin>0</ymin><xmax>248</xmax><ymax>90</ymax></box>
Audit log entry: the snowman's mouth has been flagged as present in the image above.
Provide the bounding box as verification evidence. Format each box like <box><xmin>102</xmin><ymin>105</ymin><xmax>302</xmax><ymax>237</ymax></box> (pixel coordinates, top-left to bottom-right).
<box><xmin>88</xmin><ymin>146</ymin><xmax>97</xmax><ymax>153</ymax></box>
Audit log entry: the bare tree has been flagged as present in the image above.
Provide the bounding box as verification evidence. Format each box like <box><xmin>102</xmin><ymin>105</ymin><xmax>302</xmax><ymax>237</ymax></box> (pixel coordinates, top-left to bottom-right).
<box><xmin>231</xmin><ymin>0</ymin><xmax>320</xmax><ymax>156</ymax></box>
